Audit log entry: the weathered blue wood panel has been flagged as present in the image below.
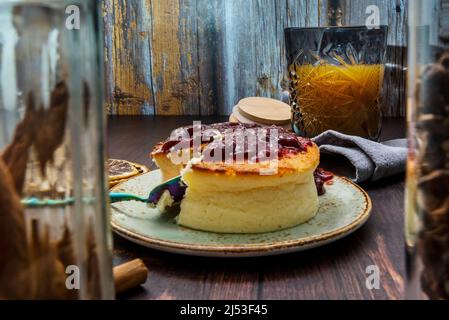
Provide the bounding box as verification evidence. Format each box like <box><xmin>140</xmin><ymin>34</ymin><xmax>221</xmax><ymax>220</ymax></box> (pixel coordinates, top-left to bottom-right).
<box><xmin>104</xmin><ymin>0</ymin><xmax>407</xmax><ymax>116</ymax></box>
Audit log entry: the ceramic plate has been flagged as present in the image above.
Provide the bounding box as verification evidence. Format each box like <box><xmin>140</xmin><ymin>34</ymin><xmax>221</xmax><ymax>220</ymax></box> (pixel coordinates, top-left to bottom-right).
<box><xmin>111</xmin><ymin>170</ymin><xmax>372</xmax><ymax>257</ymax></box>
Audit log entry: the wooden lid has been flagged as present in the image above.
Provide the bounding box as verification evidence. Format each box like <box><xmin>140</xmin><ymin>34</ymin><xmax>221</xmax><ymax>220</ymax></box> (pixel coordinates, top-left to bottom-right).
<box><xmin>238</xmin><ymin>97</ymin><xmax>291</xmax><ymax>125</ymax></box>
<box><xmin>230</xmin><ymin>107</ymin><xmax>292</xmax><ymax>131</ymax></box>
<box><xmin>229</xmin><ymin>113</ymin><xmax>239</xmax><ymax>123</ymax></box>
<box><xmin>232</xmin><ymin>105</ymin><xmax>257</xmax><ymax>124</ymax></box>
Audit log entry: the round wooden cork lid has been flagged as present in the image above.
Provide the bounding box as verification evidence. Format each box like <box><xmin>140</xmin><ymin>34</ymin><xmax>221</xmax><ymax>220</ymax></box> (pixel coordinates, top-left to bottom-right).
<box><xmin>229</xmin><ymin>112</ymin><xmax>239</xmax><ymax>123</ymax></box>
<box><xmin>232</xmin><ymin>105</ymin><xmax>256</xmax><ymax>124</ymax></box>
<box><xmin>238</xmin><ymin>97</ymin><xmax>291</xmax><ymax>125</ymax></box>
<box><xmin>229</xmin><ymin>106</ymin><xmax>292</xmax><ymax>130</ymax></box>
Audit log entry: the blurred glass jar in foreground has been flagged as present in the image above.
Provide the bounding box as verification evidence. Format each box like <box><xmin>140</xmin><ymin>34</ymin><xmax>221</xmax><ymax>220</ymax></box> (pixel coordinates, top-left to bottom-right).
<box><xmin>285</xmin><ymin>26</ymin><xmax>388</xmax><ymax>140</ymax></box>
<box><xmin>406</xmin><ymin>0</ymin><xmax>449</xmax><ymax>300</ymax></box>
<box><xmin>0</xmin><ymin>0</ymin><xmax>114</xmax><ymax>299</ymax></box>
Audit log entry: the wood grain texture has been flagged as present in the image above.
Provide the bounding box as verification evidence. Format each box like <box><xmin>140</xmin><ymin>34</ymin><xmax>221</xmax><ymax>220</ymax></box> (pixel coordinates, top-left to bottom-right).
<box><xmin>104</xmin><ymin>0</ymin><xmax>155</xmax><ymax>115</ymax></box>
<box><xmin>108</xmin><ymin>116</ymin><xmax>406</xmax><ymax>300</ymax></box>
<box><xmin>437</xmin><ymin>0</ymin><xmax>449</xmax><ymax>43</ymax></box>
<box><xmin>151</xmin><ymin>0</ymin><xmax>189</xmax><ymax>115</ymax></box>
<box><xmin>383</xmin><ymin>1</ymin><xmax>408</xmax><ymax>117</ymax></box>
<box><xmin>383</xmin><ymin>45</ymin><xmax>407</xmax><ymax>117</ymax></box>
<box><xmin>105</xmin><ymin>0</ymin><xmax>330</xmax><ymax>116</ymax></box>
<box><xmin>104</xmin><ymin>0</ymin><xmax>407</xmax><ymax>116</ymax></box>
<box><xmin>342</xmin><ymin>0</ymin><xmax>407</xmax><ymax>46</ymax></box>
<box><xmin>196</xmin><ymin>0</ymin><xmax>226</xmax><ymax>115</ymax></box>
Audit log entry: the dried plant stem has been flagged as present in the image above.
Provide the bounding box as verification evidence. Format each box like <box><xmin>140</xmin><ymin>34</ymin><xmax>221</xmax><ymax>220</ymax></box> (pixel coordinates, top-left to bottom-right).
<box><xmin>0</xmin><ymin>157</ymin><xmax>29</xmax><ymax>299</ymax></box>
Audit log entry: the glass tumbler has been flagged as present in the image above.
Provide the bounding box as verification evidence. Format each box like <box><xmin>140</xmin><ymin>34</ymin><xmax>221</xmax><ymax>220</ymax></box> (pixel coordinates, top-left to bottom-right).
<box><xmin>285</xmin><ymin>26</ymin><xmax>388</xmax><ymax>140</ymax></box>
<box><xmin>0</xmin><ymin>0</ymin><xmax>114</xmax><ymax>299</ymax></box>
<box><xmin>406</xmin><ymin>0</ymin><xmax>449</xmax><ymax>300</ymax></box>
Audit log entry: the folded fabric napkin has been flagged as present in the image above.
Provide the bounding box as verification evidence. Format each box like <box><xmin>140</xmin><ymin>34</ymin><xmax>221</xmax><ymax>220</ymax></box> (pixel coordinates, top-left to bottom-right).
<box><xmin>312</xmin><ymin>130</ymin><xmax>407</xmax><ymax>184</ymax></box>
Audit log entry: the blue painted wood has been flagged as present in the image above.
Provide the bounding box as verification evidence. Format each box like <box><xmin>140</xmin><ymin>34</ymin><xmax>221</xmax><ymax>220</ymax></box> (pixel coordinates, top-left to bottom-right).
<box><xmin>104</xmin><ymin>0</ymin><xmax>406</xmax><ymax>117</ymax></box>
<box><xmin>196</xmin><ymin>0</ymin><xmax>226</xmax><ymax>115</ymax></box>
<box><xmin>104</xmin><ymin>0</ymin><xmax>156</xmax><ymax>115</ymax></box>
<box><xmin>105</xmin><ymin>0</ymin><xmax>330</xmax><ymax>116</ymax></box>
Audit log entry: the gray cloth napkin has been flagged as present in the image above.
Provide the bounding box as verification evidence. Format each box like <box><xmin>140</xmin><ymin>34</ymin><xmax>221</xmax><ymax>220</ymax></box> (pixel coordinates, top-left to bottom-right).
<box><xmin>312</xmin><ymin>130</ymin><xmax>407</xmax><ymax>183</ymax></box>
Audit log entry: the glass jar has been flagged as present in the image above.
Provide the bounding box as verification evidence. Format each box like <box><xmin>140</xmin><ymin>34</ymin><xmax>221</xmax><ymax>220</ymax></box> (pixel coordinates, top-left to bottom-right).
<box><xmin>406</xmin><ymin>0</ymin><xmax>449</xmax><ymax>300</ymax></box>
<box><xmin>0</xmin><ymin>0</ymin><xmax>114</xmax><ymax>299</ymax></box>
<box><xmin>285</xmin><ymin>26</ymin><xmax>388</xmax><ymax>140</ymax></box>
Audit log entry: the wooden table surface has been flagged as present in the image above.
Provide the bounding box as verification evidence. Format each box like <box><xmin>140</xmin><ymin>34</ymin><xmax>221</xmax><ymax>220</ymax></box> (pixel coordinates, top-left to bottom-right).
<box><xmin>108</xmin><ymin>116</ymin><xmax>406</xmax><ymax>300</ymax></box>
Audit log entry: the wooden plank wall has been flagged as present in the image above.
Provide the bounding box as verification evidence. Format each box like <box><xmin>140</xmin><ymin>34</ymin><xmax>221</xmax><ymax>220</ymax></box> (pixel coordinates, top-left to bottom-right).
<box><xmin>104</xmin><ymin>0</ymin><xmax>407</xmax><ymax>117</ymax></box>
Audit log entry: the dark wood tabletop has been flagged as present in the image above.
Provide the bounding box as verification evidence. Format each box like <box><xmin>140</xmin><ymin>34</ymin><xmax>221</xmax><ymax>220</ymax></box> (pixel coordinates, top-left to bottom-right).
<box><xmin>108</xmin><ymin>116</ymin><xmax>407</xmax><ymax>300</ymax></box>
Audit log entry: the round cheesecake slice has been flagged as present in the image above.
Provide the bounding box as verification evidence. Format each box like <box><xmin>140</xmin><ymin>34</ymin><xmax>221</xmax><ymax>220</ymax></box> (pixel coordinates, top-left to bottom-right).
<box><xmin>151</xmin><ymin>123</ymin><xmax>320</xmax><ymax>234</ymax></box>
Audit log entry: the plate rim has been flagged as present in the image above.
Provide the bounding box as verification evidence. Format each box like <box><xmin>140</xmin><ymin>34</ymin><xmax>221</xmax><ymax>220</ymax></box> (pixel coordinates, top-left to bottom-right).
<box><xmin>110</xmin><ymin>171</ymin><xmax>372</xmax><ymax>256</ymax></box>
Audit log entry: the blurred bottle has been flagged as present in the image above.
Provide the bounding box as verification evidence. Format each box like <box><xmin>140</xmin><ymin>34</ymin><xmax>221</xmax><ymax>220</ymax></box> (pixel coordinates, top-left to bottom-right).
<box><xmin>406</xmin><ymin>0</ymin><xmax>449</xmax><ymax>300</ymax></box>
<box><xmin>0</xmin><ymin>0</ymin><xmax>113</xmax><ymax>299</ymax></box>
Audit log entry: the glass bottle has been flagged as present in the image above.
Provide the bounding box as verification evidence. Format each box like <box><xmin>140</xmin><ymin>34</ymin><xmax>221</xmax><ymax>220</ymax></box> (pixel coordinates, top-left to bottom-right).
<box><xmin>285</xmin><ymin>26</ymin><xmax>387</xmax><ymax>140</ymax></box>
<box><xmin>406</xmin><ymin>0</ymin><xmax>449</xmax><ymax>300</ymax></box>
<box><xmin>0</xmin><ymin>0</ymin><xmax>114</xmax><ymax>299</ymax></box>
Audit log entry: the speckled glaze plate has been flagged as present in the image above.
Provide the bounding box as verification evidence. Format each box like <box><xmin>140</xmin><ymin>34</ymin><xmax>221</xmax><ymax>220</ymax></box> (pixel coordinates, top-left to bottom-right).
<box><xmin>111</xmin><ymin>170</ymin><xmax>372</xmax><ymax>257</ymax></box>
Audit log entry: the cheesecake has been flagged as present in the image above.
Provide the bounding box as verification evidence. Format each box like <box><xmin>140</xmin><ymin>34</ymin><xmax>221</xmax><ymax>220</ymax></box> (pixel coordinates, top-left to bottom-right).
<box><xmin>151</xmin><ymin>123</ymin><xmax>320</xmax><ymax>234</ymax></box>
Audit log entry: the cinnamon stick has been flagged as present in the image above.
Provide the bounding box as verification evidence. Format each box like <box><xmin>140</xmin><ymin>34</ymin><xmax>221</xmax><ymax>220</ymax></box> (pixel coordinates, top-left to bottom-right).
<box><xmin>113</xmin><ymin>259</ymin><xmax>148</xmax><ymax>295</ymax></box>
<box><xmin>0</xmin><ymin>157</ymin><xmax>29</xmax><ymax>299</ymax></box>
<box><xmin>2</xmin><ymin>92</ymin><xmax>37</xmax><ymax>194</ymax></box>
<box><xmin>33</xmin><ymin>81</ymin><xmax>69</xmax><ymax>175</ymax></box>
